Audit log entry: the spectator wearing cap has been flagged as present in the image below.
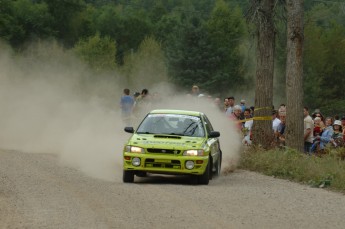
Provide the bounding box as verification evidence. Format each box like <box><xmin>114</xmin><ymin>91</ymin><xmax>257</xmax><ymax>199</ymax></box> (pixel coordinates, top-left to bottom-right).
<box><xmin>225</xmin><ymin>96</ymin><xmax>235</xmax><ymax>116</ymax></box>
<box><xmin>330</xmin><ymin>120</ymin><xmax>343</xmax><ymax>147</ymax></box>
<box><xmin>304</xmin><ymin>107</ymin><xmax>314</xmax><ymax>153</ymax></box>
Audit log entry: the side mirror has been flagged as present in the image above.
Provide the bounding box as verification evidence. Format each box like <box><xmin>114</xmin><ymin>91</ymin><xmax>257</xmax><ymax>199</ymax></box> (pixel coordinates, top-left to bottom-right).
<box><xmin>124</xmin><ymin>127</ymin><xmax>134</xmax><ymax>133</ymax></box>
<box><xmin>209</xmin><ymin>131</ymin><xmax>220</xmax><ymax>138</ymax></box>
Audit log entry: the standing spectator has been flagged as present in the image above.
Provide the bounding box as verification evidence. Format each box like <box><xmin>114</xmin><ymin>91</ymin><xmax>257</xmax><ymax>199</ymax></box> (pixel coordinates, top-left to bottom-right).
<box><xmin>223</xmin><ymin>98</ymin><xmax>229</xmax><ymax>112</ymax></box>
<box><xmin>225</xmin><ymin>96</ymin><xmax>235</xmax><ymax>116</ymax></box>
<box><xmin>276</xmin><ymin>107</ymin><xmax>286</xmax><ymax>146</ymax></box>
<box><xmin>272</xmin><ymin>110</ymin><xmax>281</xmax><ymax>132</ymax></box>
<box><xmin>240</xmin><ymin>99</ymin><xmax>246</xmax><ymax>112</ymax></box>
<box><xmin>304</xmin><ymin>107</ymin><xmax>314</xmax><ymax>154</ymax></box>
<box><xmin>229</xmin><ymin>105</ymin><xmax>243</xmax><ymax>130</ymax></box>
<box><xmin>120</xmin><ymin>88</ymin><xmax>135</xmax><ymax>126</ymax></box>
<box><xmin>134</xmin><ymin>88</ymin><xmax>151</xmax><ymax>118</ymax></box>
<box><xmin>242</xmin><ymin>108</ymin><xmax>253</xmax><ymax>145</ymax></box>
<box><xmin>214</xmin><ymin>97</ymin><xmax>223</xmax><ymax>112</ymax></box>
<box><xmin>191</xmin><ymin>85</ymin><xmax>200</xmax><ymax>97</ymax></box>
<box><xmin>312</xmin><ymin>110</ymin><xmax>326</xmax><ymax>129</ymax></box>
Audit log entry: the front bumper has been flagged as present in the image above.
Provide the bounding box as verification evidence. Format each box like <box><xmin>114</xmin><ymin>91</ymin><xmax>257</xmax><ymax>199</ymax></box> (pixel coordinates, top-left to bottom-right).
<box><xmin>123</xmin><ymin>152</ymin><xmax>209</xmax><ymax>175</ymax></box>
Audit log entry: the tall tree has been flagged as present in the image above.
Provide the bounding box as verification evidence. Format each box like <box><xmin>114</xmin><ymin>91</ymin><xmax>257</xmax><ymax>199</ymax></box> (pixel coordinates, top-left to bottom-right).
<box><xmin>73</xmin><ymin>33</ymin><xmax>117</xmax><ymax>72</ymax></box>
<box><xmin>206</xmin><ymin>0</ymin><xmax>247</xmax><ymax>95</ymax></box>
<box><xmin>285</xmin><ymin>0</ymin><xmax>304</xmax><ymax>152</ymax></box>
<box><xmin>250</xmin><ymin>0</ymin><xmax>275</xmax><ymax>148</ymax></box>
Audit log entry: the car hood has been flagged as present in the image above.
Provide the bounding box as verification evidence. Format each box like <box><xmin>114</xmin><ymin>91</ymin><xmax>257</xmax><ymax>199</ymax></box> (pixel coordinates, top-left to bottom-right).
<box><xmin>127</xmin><ymin>133</ymin><xmax>206</xmax><ymax>150</ymax></box>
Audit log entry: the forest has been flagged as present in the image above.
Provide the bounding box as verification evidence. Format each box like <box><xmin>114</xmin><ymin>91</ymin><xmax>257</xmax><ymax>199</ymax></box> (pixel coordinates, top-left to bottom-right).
<box><xmin>1</xmin><ymin>0</ymin><xmax>345</xmax><ymax>115</ymax></box>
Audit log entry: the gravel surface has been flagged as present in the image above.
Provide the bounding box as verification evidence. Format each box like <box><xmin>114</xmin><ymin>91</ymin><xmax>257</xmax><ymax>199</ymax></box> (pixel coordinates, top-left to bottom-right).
<box><xmin>1</xmin><ymin>149</ymin><xmax>345</xmax><ymax>229</ymax></box>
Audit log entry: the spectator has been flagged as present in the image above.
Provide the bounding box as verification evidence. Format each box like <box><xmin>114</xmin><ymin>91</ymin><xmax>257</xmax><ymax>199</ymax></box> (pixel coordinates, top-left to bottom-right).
<box><xmin>229</xmin><ymin>105</ymin><xmax>243</xmax><ymax>130</ymax></box>
<box><xmin>191</xmin><ymin>85</ymin><xmax>200</xmax><ymax>97</ymax></box>
<box><xmin>304</xmin><ymin>107</ymin><xmax>314</xmax><ymax>154</ymax></box>
<box><xmin>272</xmin><ymin>110</ymin><xmax>281</xmax><ymax>132</ymax></box>
<box><xmin>313</xmin><ymin>117</ymin><xmax>323</xmax><ymax>137</ymax></box>
<box><xmin>120</xmin><ymin>88</ymin><xmax>135</xmax><ymax>126</ymax></box>
<box><xmin>312</xmin><ymin>110</ymin><xmax>326</xmax><ymax>129</ymax></box>
<box><xmin>342</xmin><ymin>116</ymin><xmax>345</xmax><ymax>141</ymax></box>
<box><xmin>214</xmin><ymin>97</ymin><xmax>223</xmax><ymax>112</ymax></box>
<box><xmin>240</xmin><ymin>99</ymin><xmax>246</xmax><ymax>112</ymax></box>
<box><xmin>330</xmin><ymin>120</ymin><xmax>343</xmax><ymax>147</ymax></box>
<box><xmin>312</xmin><ymin>117</ymin><xmax>334</xmax><ymax>152</ymax></box>
<box><xmin>242</xmin><ymin>108</ymin><xmax>253</xmax><ymax>145</ymax></box>
<box><xmin>134</xmin><ymin>88</ymin><xmax>151</xmax><ymax>117</ymax></box>
<box><xmin>225</xmin><ymin>96</ymin><xmax>235</xmax><ymax>116</ymax></box>
<box><xmin>276</xmin><ymin>107</ymin><xmax>286</xmax><ymax>146</ymax></box>
<box><xmin>223</xmin><ymin>98</ymin><xmax>230</xmax><ymax>112</ymax></box>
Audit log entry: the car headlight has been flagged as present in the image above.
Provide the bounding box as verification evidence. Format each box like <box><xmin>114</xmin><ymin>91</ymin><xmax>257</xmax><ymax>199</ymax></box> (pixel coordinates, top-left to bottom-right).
<box><xmin>125</xmin><ymin>146</ymin><xmax>145</xmax><ymax>153</ymax></box>
<box><xmin>185</xmin><ymin>160</ymin><xmax>195</xmax><ymax>169</ymax></box>
<box><xmin>183</xmin><ymin>149</ymin><xmax>204</xmax><ymax>156</ymax></box>
<box><xmin>132</xmin><ymin>157</ymin><xmax>141</xmax><ymax>166</ymax></box>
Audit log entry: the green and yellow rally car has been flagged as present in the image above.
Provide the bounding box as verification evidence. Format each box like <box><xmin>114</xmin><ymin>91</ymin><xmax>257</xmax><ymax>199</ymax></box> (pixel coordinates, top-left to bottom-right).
<box><xmin>122</xmin><ymin>109</ymin><xmax>222</xmax><ymax>185</ymax></box>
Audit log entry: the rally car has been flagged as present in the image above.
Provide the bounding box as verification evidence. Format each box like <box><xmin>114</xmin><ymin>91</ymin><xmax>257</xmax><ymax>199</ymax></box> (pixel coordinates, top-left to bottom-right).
<box><xmin>122</xmin><ymin>109</ymin><xmax>222</xmax><ymax>185</ymax></box>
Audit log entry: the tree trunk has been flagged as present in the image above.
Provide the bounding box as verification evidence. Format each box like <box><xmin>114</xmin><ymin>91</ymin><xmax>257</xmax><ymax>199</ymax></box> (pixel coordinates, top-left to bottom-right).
<box><xmin>252</xmin><ymin>0</ymin><xmax>275</xmax><ymax>148</ymax></box>
<box><xmin>285</xmin><ymin>0</ymin><xmax>304</xmax><ymax>152</ymax></box>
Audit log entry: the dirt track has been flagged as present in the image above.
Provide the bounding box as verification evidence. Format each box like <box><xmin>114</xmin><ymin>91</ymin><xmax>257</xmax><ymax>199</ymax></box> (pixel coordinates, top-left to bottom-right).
<box><xmin>1</xmin><ymin>149</ymin><xmax>345</xmax><ymax>229</ymax></box>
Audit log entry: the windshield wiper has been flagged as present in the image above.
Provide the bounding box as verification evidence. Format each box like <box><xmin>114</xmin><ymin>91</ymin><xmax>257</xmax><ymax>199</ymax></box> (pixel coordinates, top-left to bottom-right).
<box><xmin>136</xmin><ymin>131</ymin><xmax>153</xmax><ymax>134</ymax></box>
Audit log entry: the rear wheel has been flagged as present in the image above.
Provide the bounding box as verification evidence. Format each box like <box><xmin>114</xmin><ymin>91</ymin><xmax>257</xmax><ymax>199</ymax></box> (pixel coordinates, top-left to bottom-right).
<box><xmin>198</xmin><ymin>160</ymin><xmax>210</xmax><ymax>185</ymax></box>
<box><xmin>123</xmin><ymin>170</ymin><xmax>134</xmax><ymax>183</ymax></box>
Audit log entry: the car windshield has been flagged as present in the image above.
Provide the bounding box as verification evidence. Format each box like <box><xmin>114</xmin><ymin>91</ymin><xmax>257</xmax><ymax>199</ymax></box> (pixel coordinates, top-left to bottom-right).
<box><xmin>136</xmin><ymin>113</ymin><xmax>205</xmax><ymax>137</ymax></box>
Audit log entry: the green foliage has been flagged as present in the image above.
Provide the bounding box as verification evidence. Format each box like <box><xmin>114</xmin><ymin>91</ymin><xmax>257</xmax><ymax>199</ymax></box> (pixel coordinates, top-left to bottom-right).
<box><xmin>166</xmin><ymin>1</ymin><xmax>248</xmax><ymax>96</ymax></box>
<box><xmin>73</xmin><ymin>33</ymin><xmax>116</xmax><ymax>72</ymax></box>
<box><xmin>206</xmin><ymin>1</ymin><xmax>248</xmax><ymax>94</ymax></box>
<box><xmin>43</xmin><ymin>0</ymin><xmax>86</xmax><ymax>46</ymax></box>
<box><xmin>240</xmin><ymin>147</ymin><xmax>345</xmax><ymax>193</ymax></box>
<box><xmin>121</xmin><ymin>36</ymin><xmax>168</xmax><ymax>89</ymax></box>
<box><xmin>0</xmin><ymin>0</ymin><xmax>54</xmax><ymax>47</ymax></box>
<box><xmin>166</xmin><ymin>16</ymin><xmax>214</xmax><ymax>92</ymax></box>
<box><xmin>304</xmin><ymin>4</ymin><xmax>345</xmax><ymax>109</ymax></box>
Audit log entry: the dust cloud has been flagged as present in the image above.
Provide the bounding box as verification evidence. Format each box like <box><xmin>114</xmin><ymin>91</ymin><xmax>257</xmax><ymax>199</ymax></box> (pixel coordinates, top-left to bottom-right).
<box><xmin>0</xmin><ymin>41</ymin><xmax>242</xmax><ymax>182</ymax></box>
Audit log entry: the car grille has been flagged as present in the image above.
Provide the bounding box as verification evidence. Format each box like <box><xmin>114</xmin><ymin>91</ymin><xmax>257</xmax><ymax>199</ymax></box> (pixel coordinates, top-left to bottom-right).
<box><xmin>146</xmin><ymin>148</ymin><xmax>181</xmax><ymax>154</ymax></box>
<box><xmin>145</xmin><ymin>159</ymin><xmax>181</xmax><ymax>169</ymax></box>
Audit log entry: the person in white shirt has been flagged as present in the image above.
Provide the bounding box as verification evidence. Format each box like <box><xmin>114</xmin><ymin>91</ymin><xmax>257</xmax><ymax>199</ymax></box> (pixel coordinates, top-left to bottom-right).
<box><xmin>272</xmin><ymin>109</ymin><xmax>281</xmax><ymax>132</ymax></box>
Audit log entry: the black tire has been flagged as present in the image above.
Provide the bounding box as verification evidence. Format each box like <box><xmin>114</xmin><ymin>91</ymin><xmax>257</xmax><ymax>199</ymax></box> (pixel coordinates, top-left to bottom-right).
<box><xmin>123</xmin><ymin>170</ymin><xmax>134</xmax><ymax>183</ymax></box>
<box><xmin>135</xmin><ymin>171</ymin><xmax>147</xmax><ymax>177</ymax></box>
<box><xmin>198</xmin><ymin>159</ymin><xmax>210</xmax><ymax>185</ymax></box>
<box><xmin>214</xmin><ymin>151</ymin><xmax>222</xmax><ymax>177</ymax></box>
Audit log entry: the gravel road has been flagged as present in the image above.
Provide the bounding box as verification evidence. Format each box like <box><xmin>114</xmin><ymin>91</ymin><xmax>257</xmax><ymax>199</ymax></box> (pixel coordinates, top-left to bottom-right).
<box><xmin>1</xmin><ymin>149</ymin><xmax>345</xmax><ymax>229</ymax></box>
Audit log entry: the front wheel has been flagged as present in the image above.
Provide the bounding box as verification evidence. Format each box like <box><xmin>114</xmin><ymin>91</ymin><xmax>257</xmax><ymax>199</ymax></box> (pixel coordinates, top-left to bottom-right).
<box><xmin>123</xmin><ymin>170</ymin><xmax>134</xmax><ymax>183</ymax></box>
<box><xmin>198</xmin><ymin>160</ymin><xmax>210</xmax><ymax>185</ymax></box>
<box><xmin>214</xmin><ymin>151</ymin><xmax>222</xmax><ymax>177</ymax></box>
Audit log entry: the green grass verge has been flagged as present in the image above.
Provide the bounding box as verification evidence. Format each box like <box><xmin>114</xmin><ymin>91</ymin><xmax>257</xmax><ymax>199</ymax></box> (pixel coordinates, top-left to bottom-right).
<box><xmin>239</xmin><ymin>147</ymin><xmax>345</xmax><ymax>193</ymax></box>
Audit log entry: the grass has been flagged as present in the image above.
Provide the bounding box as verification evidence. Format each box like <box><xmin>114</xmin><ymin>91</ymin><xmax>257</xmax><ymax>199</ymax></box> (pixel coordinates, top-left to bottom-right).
<box><xmin>239</xmin><ymin>146</ymin><xmax>345</xmax><ymax>194</ymax></box>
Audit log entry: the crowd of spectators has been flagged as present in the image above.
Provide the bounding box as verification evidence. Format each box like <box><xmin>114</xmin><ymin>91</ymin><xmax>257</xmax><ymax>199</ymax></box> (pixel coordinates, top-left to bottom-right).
<box><xmin>120</xmin><ymin>85</ymin><xmax>345</xmax><ymax>154</ymax></box>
